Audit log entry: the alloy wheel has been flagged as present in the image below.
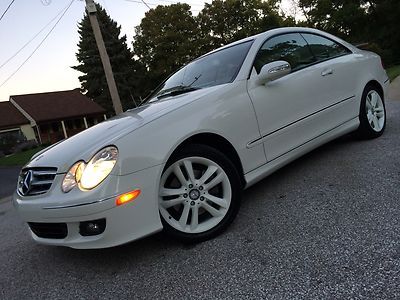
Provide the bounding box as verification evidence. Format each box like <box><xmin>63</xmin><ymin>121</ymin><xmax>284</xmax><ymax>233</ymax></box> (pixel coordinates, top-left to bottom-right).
<box><xmin>365</xmin><ymin>90</ymin><xmax>385</xmax><ymax>132</ymax></box>
<box><xmin>159</xmin><ymin>157</ymin><xmax>232</xmax><ymax>234</ymax></box>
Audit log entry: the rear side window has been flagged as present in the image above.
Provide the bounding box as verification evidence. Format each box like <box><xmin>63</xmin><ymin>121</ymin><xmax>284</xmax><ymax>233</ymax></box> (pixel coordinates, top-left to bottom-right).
<box><xmin>301</xmin><ymin>33</ymin><xmax>351</xmax><ymax>61</ymax></box>
<box><xmin>253</xmin><ymin>33</ymin><xmax>315</xmax><ymax>74</ymax></box>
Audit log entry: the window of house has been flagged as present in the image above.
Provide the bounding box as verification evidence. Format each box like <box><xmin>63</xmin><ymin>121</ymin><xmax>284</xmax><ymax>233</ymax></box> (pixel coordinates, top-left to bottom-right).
<box><xmin>75</xmin><ymin>119</ymin><xmax>82</xmax><ymax>129</ymax></box>
<box><xmin>52</xmin><ymin>123</ymin><xmax>60</xmax><ymax>132</ymax></box>
<box><xmin>65</xmin><ymin>120</ymin><xmax>74</xmax><ymax>130</ymax></box>
<box><xmin>41</xmin><ymin>124</ymin><xmax>49</xmax><ymax>133</ymax></box>
<box><xmin>87</xmin><ymin>118</ymin><xmax>94</xmax><ymax>127</ymax></box>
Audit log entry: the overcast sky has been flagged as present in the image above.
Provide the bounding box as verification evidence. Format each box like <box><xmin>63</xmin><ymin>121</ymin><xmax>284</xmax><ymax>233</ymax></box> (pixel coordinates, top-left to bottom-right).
<box><xmin>0</xmin><ymin>0</ymin><xmax>293</xmax><ymax>101</ymax></box>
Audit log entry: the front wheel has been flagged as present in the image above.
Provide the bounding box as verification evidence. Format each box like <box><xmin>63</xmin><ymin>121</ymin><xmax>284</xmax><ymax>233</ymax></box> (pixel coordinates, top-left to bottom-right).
<box><xmin>159</xmin><ymin>144</ymin><xmax>241</xmax><ymax>243</ymax></box>
<box><xmin>356</xmin><ymin>85</ymin><xmax>386</xmax><ymax>139</ymax></box>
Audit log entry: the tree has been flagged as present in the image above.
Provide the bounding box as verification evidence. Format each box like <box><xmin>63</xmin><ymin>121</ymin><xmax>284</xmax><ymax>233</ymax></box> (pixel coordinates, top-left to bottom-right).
<box><xmin>73</xmin><ymin>4</ymin><xmax>142</xmax><ymax>114</ymax></box>
<box><xmin>293</xmin><ymin>0</ymin><xmax>400</xmax><ymax>65</ymax></box>
<box><xmin>366</xmin><ymin>0</ymin><xmax>400</xmax><ymax>64</ymax></box>
<box><xmin>132</xmin><ymin>4</ymin><xmax>201</xmax><ymax>93</ymax></box>
<box><xmin>132</xmin><ymin>1</ymin><xmax>291</xmax><ymax>97</ymax></box>
<box><xmin>197</xmin><ymin>0</ymin><xmax>285</xmax><ymax>51</ymax></box>
<box><xmin>295</xmin><ymin>0</ymin><xmax>368</xmax><ymax>41</ymax></box>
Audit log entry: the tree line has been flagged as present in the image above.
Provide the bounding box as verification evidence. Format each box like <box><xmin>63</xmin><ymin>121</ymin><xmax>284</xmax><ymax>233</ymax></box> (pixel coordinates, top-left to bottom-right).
<box><xmin>73</xmin><ymin>0</ymin><xmax>400</xmax><ymax>114</ymax></box>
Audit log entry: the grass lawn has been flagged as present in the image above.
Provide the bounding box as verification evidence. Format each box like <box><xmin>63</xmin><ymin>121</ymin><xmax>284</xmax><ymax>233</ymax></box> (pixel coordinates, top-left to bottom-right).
<box><xmin>0</xmin><ymin>146</ymin><xmax>46</xmax><ymax>167</ymax></box>
<box><xmin>387</xmin><ymin>65</ymin><xmax>400</xmax><ymax>81</ymax></box>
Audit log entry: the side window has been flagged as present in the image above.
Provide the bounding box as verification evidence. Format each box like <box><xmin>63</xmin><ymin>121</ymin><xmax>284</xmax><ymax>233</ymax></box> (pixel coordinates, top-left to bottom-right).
<box><xmin>253</xmin><ymin>33</ymin><xmax>315</xmax><ymax>74</ymax></box>
<box><xmin>301</xmin><ymin>33</ymin><xmax>351</xmax><ymax>61</ymax></box>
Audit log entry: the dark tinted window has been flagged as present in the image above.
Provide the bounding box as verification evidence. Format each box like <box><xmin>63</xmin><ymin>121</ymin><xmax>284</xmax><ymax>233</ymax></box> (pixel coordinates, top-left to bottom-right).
<box><xmin>253</xmin><ymin>33</ymin><xmax>315</xmax><ymax>74</ymax></box>
<box><xmin>153</xmin><ymin>40</ymin><xmax>253</xmax><ymax>98</ymax></box>
<box><xmin>301</xmin><ymin>33</ymin><xmax>351</xmax><ymax>61</ymax></box>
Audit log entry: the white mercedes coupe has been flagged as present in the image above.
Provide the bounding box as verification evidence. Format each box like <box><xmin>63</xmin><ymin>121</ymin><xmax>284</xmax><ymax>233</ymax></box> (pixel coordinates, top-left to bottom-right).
<box><xmin>14</xmin><ymin>27</ymin><xmax>389</xmax><ymax>249</ymax></box>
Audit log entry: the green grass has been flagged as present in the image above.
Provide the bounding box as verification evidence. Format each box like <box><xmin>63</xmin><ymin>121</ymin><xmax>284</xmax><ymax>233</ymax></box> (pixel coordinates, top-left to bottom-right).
<box><xmin>386</xmin><ymin>65</ymin><xmax>400</xmax><ymax>81</ymax></box>
<box><xmin>0</xmin><ymin>147</ymin><xmax>45</xmax><ymax>167</ymax></box>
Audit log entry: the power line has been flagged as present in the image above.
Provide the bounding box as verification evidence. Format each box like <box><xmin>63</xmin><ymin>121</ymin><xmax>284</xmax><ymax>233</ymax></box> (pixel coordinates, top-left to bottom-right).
<box><xmin>141</xmin><ymin>0</ymin><xmax>151</xmax><ymax>9</ymax></box>
<box><xmin>0</xmin><ymin>0</ymin><xmax>16</xmax><ymax>22</ymax></box>
<box><xmin>147</xmin><ymin>0</ymin><xmax>203</xmax><ymax>6</ymax></box>
<box><xmin>0</xmin><ymin>3</ymin><xmax>69</xmax><ymax>70</ymax></box>
<box><xmin>124</xmin><ymin>0</ymin><xmax>202</xmax><ymax>11</ymax></box>
<box><xmin>0</xmin><ymin>0</ymin><xmax>75</xmax><ymax>88</ymax></box>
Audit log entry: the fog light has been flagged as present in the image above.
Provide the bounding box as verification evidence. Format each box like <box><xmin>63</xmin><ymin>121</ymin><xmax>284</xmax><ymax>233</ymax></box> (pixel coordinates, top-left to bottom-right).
<box><xmin>79</xmin><ymin>219</ymin><xmax>106</xmax><ymax>236</ymax></box>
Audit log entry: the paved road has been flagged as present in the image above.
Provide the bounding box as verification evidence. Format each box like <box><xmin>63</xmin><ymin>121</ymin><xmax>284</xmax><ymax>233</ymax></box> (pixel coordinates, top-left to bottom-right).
<box><xmin>0</xmin><ymin>100</ymin><xmax>399</xmax><ymax>299</ymax></box>
<box><xmin>388</xmin><ymin>76</ymin><xmax>400</xmax><ymax>101</ymax></box>
<box><xmin>0</xmin><ymin>167</ymin><xmax>20</xmax><ymax>200</ymax></box>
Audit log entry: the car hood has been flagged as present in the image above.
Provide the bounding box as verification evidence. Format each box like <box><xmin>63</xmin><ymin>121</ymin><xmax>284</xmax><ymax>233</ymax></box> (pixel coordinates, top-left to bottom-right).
<box><xmin>26</xmin><ymin>85</ymin><xmax>225</xmax><ymax>173</ymax></box>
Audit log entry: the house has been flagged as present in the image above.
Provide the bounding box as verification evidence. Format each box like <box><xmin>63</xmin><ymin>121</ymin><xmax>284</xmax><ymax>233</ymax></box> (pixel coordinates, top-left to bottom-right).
<box><xmin>0</xmin><ymin>89</ymin><xmax>106</xmax><ymax>147</ymax></box>
<box><xmin>0</xmin><ymin>102</ymin><xmax>33</xmax><ymax>153</ymax></box>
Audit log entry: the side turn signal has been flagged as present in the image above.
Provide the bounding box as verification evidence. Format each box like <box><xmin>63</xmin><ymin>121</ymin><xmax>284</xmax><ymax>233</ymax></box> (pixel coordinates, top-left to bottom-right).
<box><xmin>116</xmin><ymin>190</ymin><xmax>141</xmax><ymax>206</ymax></box>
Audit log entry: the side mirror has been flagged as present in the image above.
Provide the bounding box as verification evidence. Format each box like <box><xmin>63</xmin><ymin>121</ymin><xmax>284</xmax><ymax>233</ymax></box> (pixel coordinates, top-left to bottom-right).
<box><xmin>257</xmin><ymin>61</ymin><xmax>291</xmax><ymax>85</ymax></box>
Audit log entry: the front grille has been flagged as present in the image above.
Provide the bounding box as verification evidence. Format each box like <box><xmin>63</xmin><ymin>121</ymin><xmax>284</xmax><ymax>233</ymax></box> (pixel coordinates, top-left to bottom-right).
<box><xmin>18</xmin><ymin>167</ymin><xmax>57</xmax><ymax>196</ymax></box>
<box><xmin>28</xmin><ymin>222</ymin><xmax>68</xmax><ymax>239</ymax></box>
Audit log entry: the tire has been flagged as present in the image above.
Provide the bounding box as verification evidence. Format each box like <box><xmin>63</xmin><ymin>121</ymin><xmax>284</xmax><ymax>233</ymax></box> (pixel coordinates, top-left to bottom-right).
<box><xmin>159</xmin><ymin>144</ymin><xmax>242</xmax><ymax>243</ymax></box>
<box><xmin>356</xmin><ymin>84</ymin><xmax>386</xmax><ymax>139</ymax></box>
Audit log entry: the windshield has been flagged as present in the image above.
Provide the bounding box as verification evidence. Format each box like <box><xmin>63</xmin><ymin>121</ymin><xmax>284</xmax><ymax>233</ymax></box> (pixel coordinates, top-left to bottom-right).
<box><xmin>150</xmin><ymin>40</ymin><xmax>253</xmax><ymax>101</ymax></box>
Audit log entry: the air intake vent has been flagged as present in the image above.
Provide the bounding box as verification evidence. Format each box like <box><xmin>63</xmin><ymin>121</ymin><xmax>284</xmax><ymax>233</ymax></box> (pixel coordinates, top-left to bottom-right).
<box><xmin>28</xmin><ymin>222</ymin><xmax>68</xmax><ymax>239</ymax></box>
<box><xmin>17</xmin><ymin>167</ymin><xmax>57</xmax><ymax>196</ymax></box>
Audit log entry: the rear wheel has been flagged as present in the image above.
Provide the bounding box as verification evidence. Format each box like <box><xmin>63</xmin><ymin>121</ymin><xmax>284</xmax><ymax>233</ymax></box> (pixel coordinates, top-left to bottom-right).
<box><xmin>159</xmin><ymin>144</ymin><xmax>241</xmax><ymax>242</ymax></box>
<box><xmin>356</xmin><ymin>85</ymin><xmax>386</xmax><ymax>139</ymax></box>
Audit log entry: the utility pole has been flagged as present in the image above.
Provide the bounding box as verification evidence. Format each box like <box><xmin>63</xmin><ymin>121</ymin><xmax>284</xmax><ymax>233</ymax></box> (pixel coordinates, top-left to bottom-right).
<box><xmin>84</xmin><ymin>0</ymin><xmax>123</xmax><ymax>115</ymax></box>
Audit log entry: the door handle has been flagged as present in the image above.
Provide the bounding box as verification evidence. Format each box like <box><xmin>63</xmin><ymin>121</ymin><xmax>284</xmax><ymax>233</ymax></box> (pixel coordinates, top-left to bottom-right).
<box><xmin>321</xmin><ymin>69</ymin><xmax>334</xmax><ymax>76</ymax></box>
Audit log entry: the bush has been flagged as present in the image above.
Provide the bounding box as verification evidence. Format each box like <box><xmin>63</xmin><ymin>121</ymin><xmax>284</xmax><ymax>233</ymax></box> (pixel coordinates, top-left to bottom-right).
<box><xmin>12</xmin><ymin>140</ymin><xmax>38</xmax><ymax>154</ymax></box>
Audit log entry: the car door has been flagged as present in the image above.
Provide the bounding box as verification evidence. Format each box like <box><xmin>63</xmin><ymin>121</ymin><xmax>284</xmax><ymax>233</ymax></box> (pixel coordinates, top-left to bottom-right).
<box><xmin>300</xmin><ymin>33</ymin><xmax>359</xmax><ymax>122</ymax></box>
<box><xmin>247</xmin><ymin>32</ymin><xmax>354</xmax><ymax>161</ymax></box>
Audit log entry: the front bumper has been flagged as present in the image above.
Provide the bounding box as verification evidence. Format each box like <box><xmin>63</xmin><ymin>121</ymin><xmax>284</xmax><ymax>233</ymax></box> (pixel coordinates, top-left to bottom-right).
<box><xmin>13</xmin><ymin>164</ymin><xmax>164</xmax><ymax>249</ymax></box>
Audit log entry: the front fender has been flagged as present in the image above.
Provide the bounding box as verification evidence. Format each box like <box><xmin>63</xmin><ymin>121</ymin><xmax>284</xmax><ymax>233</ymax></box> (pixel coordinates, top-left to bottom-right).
<box><xmin>113</xmin><ymin>81</ymin><xmax>266</xmax><ymax>176</ymax></box>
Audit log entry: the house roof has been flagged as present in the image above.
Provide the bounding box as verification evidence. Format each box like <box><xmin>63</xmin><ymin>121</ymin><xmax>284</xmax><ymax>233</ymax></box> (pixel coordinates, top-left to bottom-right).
<box><xmin>0</xmin><ymin>101</ymin><xmax>29</xmax><ymax>130</ymax></box>
<box><xmin>11</xmin><ymin>89</ymin><xmax>106</xmax><ymax>123</ymax></box>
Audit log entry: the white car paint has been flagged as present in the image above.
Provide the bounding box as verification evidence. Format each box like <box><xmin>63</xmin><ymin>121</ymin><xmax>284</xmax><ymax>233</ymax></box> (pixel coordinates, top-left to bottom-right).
<box><xmin>13</xmin><ymin>27</ymin><xmax>389</xmax><ymax>248</ymax></box>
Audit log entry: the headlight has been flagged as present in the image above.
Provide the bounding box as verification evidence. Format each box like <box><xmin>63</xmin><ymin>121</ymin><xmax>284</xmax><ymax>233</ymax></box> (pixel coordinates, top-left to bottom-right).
<box><xmin>61</xmin><ymin>146</ymin><xmax>118</xmax><ymax>193</ymax></box>
<box><xmin>61</xmin><ymin>161</ymin><xmax>84</xmax><ymax>193</ymax></box>
<box><xmin>80</xmin><ymin>146</ymin><xmax>118</xmax><ymax>190</ymax></box>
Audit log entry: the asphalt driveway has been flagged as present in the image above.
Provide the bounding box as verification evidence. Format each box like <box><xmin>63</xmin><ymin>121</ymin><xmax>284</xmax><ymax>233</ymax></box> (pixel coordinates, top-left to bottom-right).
<box><xmin>0</xmin><ymin>166</ymin><xmax>20</xmax><ymax>200</ymax></box>
<box><xmin>0</xmin><ymin>100</ymin><xmax>399</xmax><ymax>299</ymax></box>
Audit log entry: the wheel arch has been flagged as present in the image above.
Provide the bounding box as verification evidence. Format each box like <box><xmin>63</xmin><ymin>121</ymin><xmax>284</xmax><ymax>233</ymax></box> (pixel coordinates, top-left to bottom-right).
<box><xmin>166</xmin><ymin>132</ymin><xmax>246</xmax><ymax>188</ymax></box>
<box><xmin>365</xmin><ymin>80</ymin><xmax>384</xmax><ymax>99</ymax></box>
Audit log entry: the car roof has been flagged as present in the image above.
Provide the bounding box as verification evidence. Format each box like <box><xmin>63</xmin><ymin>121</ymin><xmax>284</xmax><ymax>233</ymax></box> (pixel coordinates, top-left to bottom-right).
<box><xmin>204</xmin><ymin>27</ymin><xmax>357</xmax><ymax>56</ymax></box>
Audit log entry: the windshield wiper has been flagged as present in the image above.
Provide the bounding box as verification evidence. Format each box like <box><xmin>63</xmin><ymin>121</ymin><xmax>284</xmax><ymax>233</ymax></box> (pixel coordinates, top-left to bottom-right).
<box><xmin>156</xmin><ymin>85</ymin><xmax>200</xmax><ymax>100</ymax></box>
<box><xmin>188</xmin><ymin>73</ymin><xmax>202</xmax><ymax>87</ymax></box>
<box><xmin>156</xmin><ymin>73</ymin><xmax>203</xmax><ymax>100</ymax></box>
